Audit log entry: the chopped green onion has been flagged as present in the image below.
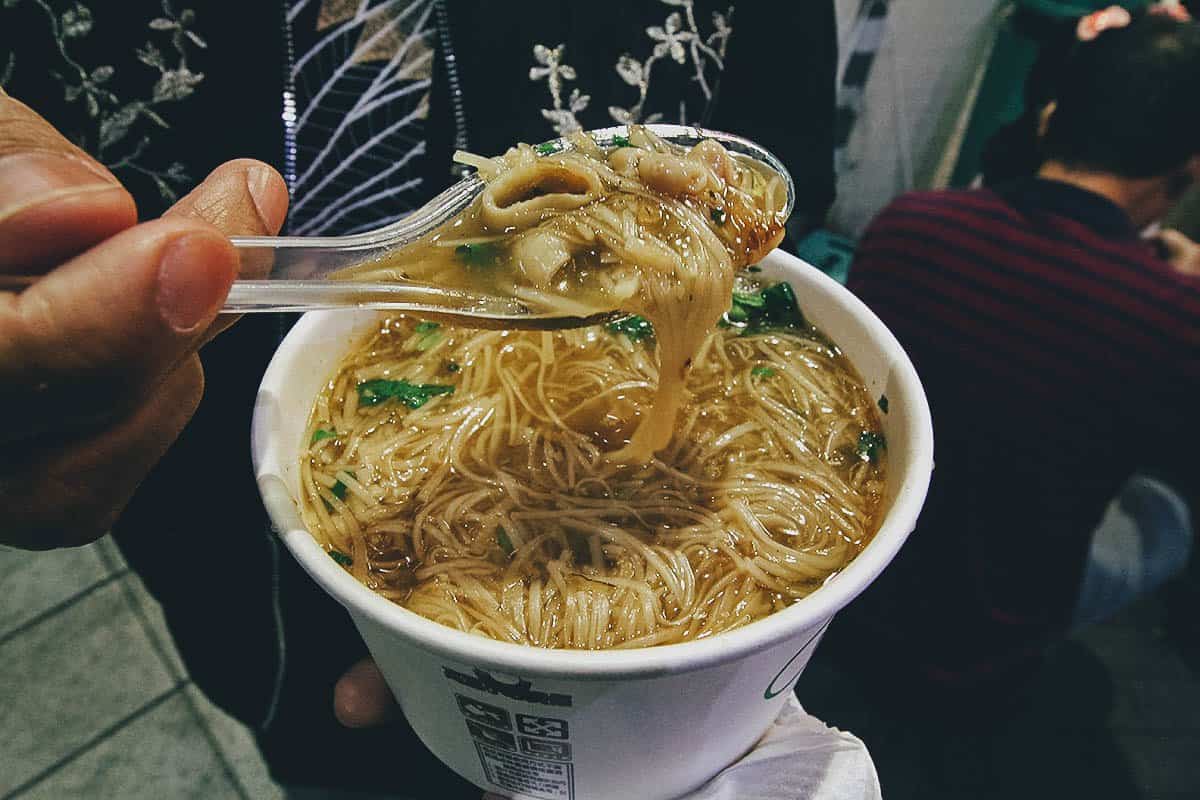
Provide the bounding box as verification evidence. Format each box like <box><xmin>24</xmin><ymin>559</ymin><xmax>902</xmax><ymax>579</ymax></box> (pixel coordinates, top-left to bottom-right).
<box><xmin>878</xmin><ymin>395</ymin><xmax>889</xmax><ymax>414</ymax></box>
<box><xmin>310</xmin><ymin>428</ymin><xmax>337</xmax><ymax>444</ymax></box>
<box><xmin>329</xmin><ymin>549</ymin><xmax>353</xmax><ymax>567</ymax></box>
<box><xmin>536</xmin><ymin>141</ymin><xmax>560</xmax><ymax>155</ymax></box>
<box><xmin>732</xmin><ymin>290</ymin><xmax>765</xmax><ymax>308</ymax></box>
<box><xmin>454</xmin><ymin>242</ymin><xmax>499</xmax><ymax>268</ymax></box>
<box><xmin>497</xmin><ymin>526</ymin><xmax>514</xmax><ymax>555</ymax></box>
<box><xmin>751</xmin><ymin>366</ymin><xmax>776</xmax><ymax>378</ymax></box>
<box><xmin>711</xmin><ymin>207</ymin><xmax>727</xmax><ymax>224</ymax></box>
<box><xmin>446</xmin><ymin>361</ymin><xmax>461</xmax><ymax>373</ymax></box>
<box><xmin>330</xmin><ymin>471</ymin><xmax>355</xmax><ymax>501</ymax></box>
<box><xmin>414</xmin><ymin>321</ymin><xmax>441</xmax><ymax>351</ymax></box>
<box><xmin>746</xmin><ymin>265</ymin><xmax>762</xmax><ymax>273</ymax></box>
<box><xmin>856</xmin><ymin>431</ymin><xmax>887</xmax><ymax>463</ymax></box>
<box><xmin>321</xmin><ymin>498</ymin><xmax>334</xmax><ymax>513</ymax></box>
<box><xmin>723</xmin><ymin>281</ymin><xmax>807</xmax><ymax>335</ymax></box>
<box><xmin>610</xmin><ymin>134</ymin><xmax>632</xmax><ymax>148</ymax></box>
<box><xmin>606</xmin><ymin>315</ymin><xmax>655</xmax><ymax>343</ymax></box>
<box><xmin>357</xmin><ymin>379</ymin><xmax>455</xmax><ymax>409</ymax></box>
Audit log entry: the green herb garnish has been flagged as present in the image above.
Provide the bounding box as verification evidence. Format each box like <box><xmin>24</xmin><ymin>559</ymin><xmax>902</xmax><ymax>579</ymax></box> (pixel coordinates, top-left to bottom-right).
<box><xmin>856</xmin><ymin>431</ymin><xmax>887</xmax><ymax>463</ymax></box>
<box><xmin>721</xmin><ymin>281</ymin><xmax>807</xmax><ymax>335</ymax></box>
<box><xmin>747</xmin><ymin>265</ymin><xmax>762</xmax><ymax>273</ymax></box>
<box><xmin>610</xmin><ymin>134</ymin><xmax>632</xmax><ymax>149</ymax></box>
<box><xmin>878</xmin><ymin>395</ymin><xmax>889</xmax><ymax>414</ymax></box>
<box><xmin>536</xmin><ymin>141</ymin><xmax>560</xmax><ymax>156</ymax></box>
<box><xmin>497</xmin><ymin>526</ymin><xmax>514</xmax><ymax>555</ymax></box>
<box><xmin>310</xmin><ymin>428</ymin><xmax>337</xmax><ymax>444</ymax></box>
<box><xmin>751</xmin><ymin>366</ymin><xmax>776</xmax><ymax>378</ymax></box>
<box><xmin>606</xmin><ymin>315</ymin><xmax>655</xmax><ymax>343</ymax></box>
<box><xmin>446</xmin><ymin>361</ymin><xmax>461</xmax><ymax>373</ymax></box>
<box><xmin>732</xmin><ymin>290</ymin><xmax>765</xmax><ymax>308</ymax></box>
<box><xmin>329</xmin><ymin>549</ymin><xmax>353</xmax><ymax>567</ymax></box>
<box><xmin>454</xmin><ymin>242</ymin><xmax>500</xmax><ymax>268</ymax></box>
<box><xmin>322</xmin><ymin>498</ymin><xmax>334</xmax><ymax>513</ymax></box>
<box><xmin>414</xmin><ymin>321</ymin><xmax>441</xmax><ymax>351</ymax></box>
<box><xmin>330</xmin><ymin>470</ymin><xmax>356</xmax><ymax>501</ymax></box>
<box><xmin>711</xmin><ymin>207</ymin><xmax>727</xmax><ymax>224</ymax></box>
<box><xmin>356</xmin><ymin>379</ymin><xmax>455</xmax><ymax>409</ymax></box>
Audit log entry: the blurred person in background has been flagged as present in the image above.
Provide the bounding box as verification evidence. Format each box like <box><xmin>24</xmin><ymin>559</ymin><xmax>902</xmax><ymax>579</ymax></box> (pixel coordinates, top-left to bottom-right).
<box><xmin>0</xmin><ymin>1</ymin><xmax>839</xmax><ymax>795</ymax></box>
<box><xmin>829</xmin><ymin>9</ymin><xmax>1200</xmax><ymax>713</ymax></box>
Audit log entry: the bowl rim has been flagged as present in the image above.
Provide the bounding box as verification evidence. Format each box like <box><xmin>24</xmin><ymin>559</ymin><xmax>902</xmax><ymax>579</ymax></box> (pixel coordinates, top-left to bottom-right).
<box><xmin>252</xmin><ymin>249</ymin><xmax>934</xmax><ymax>679</ymax></box>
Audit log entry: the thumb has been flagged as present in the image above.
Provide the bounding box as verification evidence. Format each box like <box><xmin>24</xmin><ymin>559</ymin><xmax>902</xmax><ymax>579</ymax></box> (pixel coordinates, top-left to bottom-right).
<box><xmin>0</xmin><ymin>216</ymin><xmax>236</xmax><ymax>440</ymax></box>
<box><xmin>166</xmin><ymin>158</ymin><xmax>289</xmax><ymax>244</ymax></box>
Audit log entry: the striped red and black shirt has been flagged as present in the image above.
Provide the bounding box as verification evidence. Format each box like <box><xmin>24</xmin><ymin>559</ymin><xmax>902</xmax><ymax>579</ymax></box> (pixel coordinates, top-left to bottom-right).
<box><xmin>842</xmin><ymin>178</ymin><xmax>1199</xmax><ymax>685</ymax></box>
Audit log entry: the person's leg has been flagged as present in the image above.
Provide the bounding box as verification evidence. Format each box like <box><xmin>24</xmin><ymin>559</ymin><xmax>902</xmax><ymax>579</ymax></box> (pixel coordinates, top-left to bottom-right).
<box><xmin>1073</xmin><ymin>475</ymin><xmax>1193</xmax><ymax>629</ymax></box>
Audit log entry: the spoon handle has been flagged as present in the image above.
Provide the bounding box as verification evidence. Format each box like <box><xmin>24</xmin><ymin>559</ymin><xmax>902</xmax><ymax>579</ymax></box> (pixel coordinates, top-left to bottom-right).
<box><xmin>228</xmin><ymin>174</ymin><xmax>484</xmax><ymax>284</ymax></box>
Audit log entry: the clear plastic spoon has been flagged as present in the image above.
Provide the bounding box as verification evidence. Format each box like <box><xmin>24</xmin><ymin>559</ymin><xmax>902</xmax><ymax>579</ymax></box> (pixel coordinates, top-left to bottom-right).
<box><xmin>4</xmin><ymin>126</ymin><xmax>794</xmax><ymax>330</ymax></box>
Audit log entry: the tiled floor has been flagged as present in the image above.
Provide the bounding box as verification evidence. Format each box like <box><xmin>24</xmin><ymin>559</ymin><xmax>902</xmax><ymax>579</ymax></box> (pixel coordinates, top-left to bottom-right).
<box><xmin>3</xmin><ymin>537</ymin><xmax>1198</xmax><ymax>799</ymax></box>
<box><xmin>0</xmin><ymin>538</ymin><xmax>281</xmax><ymax>800</ymax></box>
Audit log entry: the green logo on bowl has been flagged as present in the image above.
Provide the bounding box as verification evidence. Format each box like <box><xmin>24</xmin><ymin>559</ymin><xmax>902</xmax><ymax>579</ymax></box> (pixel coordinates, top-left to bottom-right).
<box><xmin>763</xmin><ymin>623</ymin><xmax>829</xmax><ymax>699</ymax></box>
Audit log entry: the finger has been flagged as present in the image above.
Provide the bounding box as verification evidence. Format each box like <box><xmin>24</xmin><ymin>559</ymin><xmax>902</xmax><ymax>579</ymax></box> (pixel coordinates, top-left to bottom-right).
<box><xmin>334</xmin><ymin>658</ymin><xmax>398</xmax><ymax>728</ymax></box>
<box><xmin>1158</xmin><ymin>228</ymin><xmax>1192</xmax><ymax>260</ymax></box>
<box><xmin>0</xmin><ymin>217</ymin><xmax>236</xmax><ymax>440</ymax></box>
<box><xmin>4</xmin><ymin>355</ymin><xmax>204</xmax><ymax>550</ymax></box>
<box><xmin>166</xmin><ymin>158</ymin><xmax>289</xmax><ymax>258</ymax></box>
<box><xmin>0</xmin><ymin>92</ymin><xmax>137</xmax><ymax>272</ymax></box>
<box><xmin>164</xmin><ymin>158</ymin><xmax>289</xmax><ymax>342</ymax></box>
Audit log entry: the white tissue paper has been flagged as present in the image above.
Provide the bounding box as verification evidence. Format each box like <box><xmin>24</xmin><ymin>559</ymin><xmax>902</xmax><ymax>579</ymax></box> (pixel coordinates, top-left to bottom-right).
<box><xmin>677</xmin><ymin>695</ymin><xmax>881</xmax><ymax>800</ymax></box>
<box><xmin>483</xmin><ymin>696</ymin><xmax>880</xmax><ymax>800</ymax></box>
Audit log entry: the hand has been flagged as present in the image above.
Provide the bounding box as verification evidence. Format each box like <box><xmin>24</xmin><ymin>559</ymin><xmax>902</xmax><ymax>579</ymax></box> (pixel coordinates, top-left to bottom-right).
<box><xmin>0</xmin><ymin>90</ymin><xmax>288</xmax><ymax>549</ymax></box>
<box><xmin>334</xmin><ymin>658</ymin><xmax>399</xmax><ymax>728</ymax></box>
<box><xmin>1150</xmin><ymin>2</ymin><xmax>1192</xmax><ymax>23</ymax></box>
<box><xmin>1157</xmin><ymin>229</ymin><xmax>1200</xmax><ymax>276</ymax></box>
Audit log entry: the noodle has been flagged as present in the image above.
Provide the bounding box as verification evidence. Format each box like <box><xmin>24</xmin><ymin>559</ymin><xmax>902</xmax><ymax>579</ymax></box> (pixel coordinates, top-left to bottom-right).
<box><xmin>299</xmin><ymin>303</ymin><xmax>888</xmax><ymax>649</ymax></box>
<box><xmin>334</xmin><ymin>125</ymin><xmax>787</xmax><ymax>461</ymax></box>
<box><xmin>301</xmin><ymin>128</ymin><xmax>882</xmax><ymax>649</ymax></box>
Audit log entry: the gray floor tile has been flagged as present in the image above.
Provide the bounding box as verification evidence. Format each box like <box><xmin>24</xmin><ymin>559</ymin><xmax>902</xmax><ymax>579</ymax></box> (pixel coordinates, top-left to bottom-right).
<box><xmin>0</xmin><ymin>543</ymin><xmax>113</xmax><ymax>638</ymax></box>
<box><xmin>92</xmin><ymin>535</ymin><xmax>128</xmax><ymax>573</ymax></box>
<box><xmin>0</xmin><ymin>579</ymin><xmax>176</xmax><ymax>795</ymax></box>
<box><xmin>15</xmin><ymin>691</ymin><xmax>242</xmax><ymax>800</ymax></box>
<box><xmin>115</xmin><ymin>567</ymin><xmax>188</xmax><ymax>680</ymax></box>
<box><xmin>185</xmin><ymin>686</ymin><xmax>284</xmax><ymax>800</ymax></box>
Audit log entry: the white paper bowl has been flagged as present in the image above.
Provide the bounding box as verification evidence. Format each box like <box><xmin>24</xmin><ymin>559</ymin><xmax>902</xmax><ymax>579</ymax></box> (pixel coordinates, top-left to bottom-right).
<box><xmin>252</xmin><ymin>248</ymin><xmax>933</xmax><ymax>800</ymax></box>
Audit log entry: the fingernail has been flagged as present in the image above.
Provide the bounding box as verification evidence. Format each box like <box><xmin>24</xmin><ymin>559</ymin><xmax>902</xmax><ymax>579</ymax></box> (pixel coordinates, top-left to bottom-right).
<box><xmin>0</xmin><ymin>152</ymin><xmax>118</xmax><ymax>221</ymax></box>
<box><xmin>156</xmin><ymin>233</ymin><xmax>233</xmax><ymax>332</ymax></box>
<box><xmin>246</xmin><ymin>165</ymin><xmax>287</xmax><ymax>233</ymax></box>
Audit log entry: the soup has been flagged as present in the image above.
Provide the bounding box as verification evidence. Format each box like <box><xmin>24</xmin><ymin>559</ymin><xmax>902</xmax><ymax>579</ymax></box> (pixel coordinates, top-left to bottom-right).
<box><xmin>302</xmin><ymin>128</ymin><xmax>884</xmax><ymax>649</ymax></box>
<box><xmin>299</xmin><ymin>280</ymin><xmax>887</xmax><ymax>649</ymax></box>
<box><xmin>335</xmin><ymin>126</ymin><xmax>788</xmax><ymax>461</ymax></box>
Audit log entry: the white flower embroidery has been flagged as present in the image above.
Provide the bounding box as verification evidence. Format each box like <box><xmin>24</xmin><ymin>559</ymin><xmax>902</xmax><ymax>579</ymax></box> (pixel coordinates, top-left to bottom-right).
<box><xmin>529</xmin><ymin>1</ymin><xmax>733</xmax><ymax>136</ymax></box>
<box><xmin>2</xmin><ymin>0</ymin><xmax>205</xmax><ymax>201</ymax></box>
<box><xmin>609</xmin><ymin>0</ymin><xmax>734</xmax><ymax>126</ymax></box>
<box><xmin>647</xmin><ymin>12</ymin><xmax>693</xmax><ymax>64</ymax></box>
<box><xmin>530</xmin><ymin>43</ymin><xmax>590</xmax><ymax>135</ymax></box>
